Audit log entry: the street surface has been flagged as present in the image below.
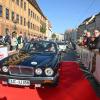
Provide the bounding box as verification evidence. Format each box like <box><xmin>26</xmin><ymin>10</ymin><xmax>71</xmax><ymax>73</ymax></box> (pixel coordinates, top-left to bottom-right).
<box><xmin>0</xmin><ymin>49</ymin><xmax>99</xmax><ymax>100</ymax></box>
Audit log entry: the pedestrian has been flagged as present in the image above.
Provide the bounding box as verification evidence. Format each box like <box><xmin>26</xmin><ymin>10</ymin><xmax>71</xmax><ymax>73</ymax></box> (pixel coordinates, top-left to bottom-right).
<box><xmin>17</xmin><ymin>32</ymin><xmax>23</xmax><ymax>49</ymax></box>
<box><xmin>11</xmin><ymin>31</ymin><xmax>18</xmax><ymax>50</ymax></box>
<box><xmin>23</xmin><ymin>33</ymin><xmax>28</xmax><ymax>46</ymax></box>
<box><xmin>4</xmin><ymin>29</ymin><xmax>11</xmax><ymax>50</ymax></box>
<box><xmin>4</xmin><ymin>29</ymin><xmax>11</xmax><ymax>44</ymax></box>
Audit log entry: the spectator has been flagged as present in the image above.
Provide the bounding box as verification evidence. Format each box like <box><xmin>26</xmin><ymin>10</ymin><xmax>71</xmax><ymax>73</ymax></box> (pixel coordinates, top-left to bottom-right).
<box><xmin>84</xmin><ymin>31</ymin><xmax>91</xmax><ymax>48</ymax></box>
<box><xmin>17</xmin><ymin>33</ymin><xmax>23</xmax><ymax>49</ymax></box>
<box><xmin>0</xmin><ymin>35</ymin><xmax>4</xmax><ymax>45</ymax></box>
<box><xmin>94</xmin><ymin>29</ymin><xmax>100</xmax><ymax>52</ymax></box>
<box><xmin>0</xmin><ymin>35</ymin><xmax>3</xmax><ymax>42</ymax></box>
<box><xmin>82</xmin><ymin>36</ymin><xmax>87</xmax><ymax>46</ymax></box>
<box><xmin>88</xmin><ymin>35</ymin><xmax>96</xmax><ymax>50</ymax></box>
<box><xmin>23</xmin><ymin>33</ymin><xmax>28</xmax><ymax>46</ymax></box>
<box><xmin>4</xmin><ymin>29</ymin><xmax>11</xmax><ymax>45</ymax></box>
<box><xmin>11</xmin><ymin>31</ymin><xmax>18</xmax><ymax>50</ymax></box>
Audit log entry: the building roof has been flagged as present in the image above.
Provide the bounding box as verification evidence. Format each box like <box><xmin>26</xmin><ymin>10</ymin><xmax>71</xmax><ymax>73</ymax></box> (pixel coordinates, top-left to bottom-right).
<box><xmin>82</xmin><ymin>17</ymin><xmax>91</xmax><ymax>24</ymax></box>
<box><xmin>96</xmin><ymin>12</ymin><xmax>100</xmax><ymax>17</ymax></box>
<box><xmin>28</xmin><ymin>0</ymin><xmax>46</xmax><ymax>19</ymax></box>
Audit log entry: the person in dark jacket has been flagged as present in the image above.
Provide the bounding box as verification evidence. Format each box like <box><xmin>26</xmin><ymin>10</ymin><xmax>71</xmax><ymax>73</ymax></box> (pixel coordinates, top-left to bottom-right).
<box><xmin>88</xmin><ymin>35</ymin><xmax>96</xmax><ymax>50</ymax></box>
<box><xmin>4</xmin><ymin>29</ymin><xmax>11</xmax><ymax>44</ymax></box>
<box><xmin>18</xmin><ymin>35</ymin><xmax>23</xmax><ymax>49</ymax></box>
<box><xmin>23</xmin><ymin>33</ymin><xmax>28</xmax><ymax>46</ymax></box>
<box><xmin>84</xmin><ymin>31</ymin><xmax>91</xmax><ymax>49</ymax></box>
<box><xmin>4</xmin><ymin>29</ymin><xmax>11</xmax><ymax>50</ymax></box>
<box><xmin>94</xmin><ymin>29</ymin><xmax>100</xmax><ymax>52</ymax></box>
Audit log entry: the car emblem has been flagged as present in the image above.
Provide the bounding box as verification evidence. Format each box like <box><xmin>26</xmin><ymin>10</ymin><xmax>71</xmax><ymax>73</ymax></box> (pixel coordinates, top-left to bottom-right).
<box><xmin>31</xmin><ymin>61</ymin><xmax>37</xmax><ymax>65</ymax></box>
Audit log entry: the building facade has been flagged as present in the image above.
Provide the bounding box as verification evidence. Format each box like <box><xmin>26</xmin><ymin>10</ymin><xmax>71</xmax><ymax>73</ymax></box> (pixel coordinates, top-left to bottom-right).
<box><xmin>45</xmin><ymin>19</ymin><xmax>52</xmax><ymax>40</ymax></box>
<box><xmin>53</xmin><ymin>33</ymin><xmax>64</xmax><ymax>42</ymax></box>
<box><xmin>78</xmin><ymin>12</ymin><xmax>100</xmax><ymax>36</ymax></box>
<box><xmin>0</xmin><ymin>0</ymin><xmax>46</xmax><ymax>38</ymax></box>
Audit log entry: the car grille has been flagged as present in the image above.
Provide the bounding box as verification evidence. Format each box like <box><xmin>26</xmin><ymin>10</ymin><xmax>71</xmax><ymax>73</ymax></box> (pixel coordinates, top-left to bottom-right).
<box><xmin>9</xmin><ymin>65</ymin><xmax>34</xmax><ymax>76</ymax></box>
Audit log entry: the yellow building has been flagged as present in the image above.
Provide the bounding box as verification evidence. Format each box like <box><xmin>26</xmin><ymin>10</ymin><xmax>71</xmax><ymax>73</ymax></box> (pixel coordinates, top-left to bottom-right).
<box><xmin>0</xmin><ymin>0</ymin><xmax>46</xmax><ymax>37</ymax></box>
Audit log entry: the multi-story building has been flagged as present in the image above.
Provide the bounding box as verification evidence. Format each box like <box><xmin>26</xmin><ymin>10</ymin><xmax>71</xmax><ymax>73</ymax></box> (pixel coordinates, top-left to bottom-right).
<box><xmin>45</xmin><ymin>19</ymin><xmax>52</xmax><ymax>40</ymax></box>
<box><xmin>0</xmin><ymin>0</ymin><xmax>47</xmax><ymax>37</ymax></box>
<box><xmin>53</xmin><ymin>32</ymin><xmax>64</xmax><ymax>41</ymax></box>
<box><xmin>78</xmin><ymin>13</ymin><xmax>100</xmax><ymax>36</ymax></box>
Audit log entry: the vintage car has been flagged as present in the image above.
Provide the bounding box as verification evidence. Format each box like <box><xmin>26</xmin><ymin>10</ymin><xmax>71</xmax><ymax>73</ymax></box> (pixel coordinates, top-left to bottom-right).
<box><xmin>57</xmin><ymin>42</ymin><xmax>67</xmax><ymax>53</ymax></box>
<box><xmin>0</xmin><ymin>41</ymin><xmax>61</xmax><ymax>87</ymax></box>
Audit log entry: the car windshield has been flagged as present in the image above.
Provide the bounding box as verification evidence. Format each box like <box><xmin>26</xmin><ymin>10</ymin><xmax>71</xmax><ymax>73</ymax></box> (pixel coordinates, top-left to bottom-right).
<box><xmin>21</xmin><ymin>41</ymin><xmax>57</xmax><ymax>53</ymax></box>
<box><xmin>57</xmin><ymin>42</ymin><xmax>66</xmax><ymax>46</ymax></box>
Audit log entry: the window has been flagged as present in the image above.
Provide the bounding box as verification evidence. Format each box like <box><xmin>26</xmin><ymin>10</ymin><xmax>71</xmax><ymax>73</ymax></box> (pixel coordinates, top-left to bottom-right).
<box><xmin>36</xmin><ymin>16</ymin><xmax>38</xmax><ymax>20</ymax></box>
<box><xmin>24</xmin><ymin>18</ymin><xmax>26</xmax><ymax>26</ymax></box>
<box><xmin>6</xmin><ymin>8</ymin><xmax>9</xmax><ymax>20</ymax></box>
<box><xmin>28</xmin><ymin>21</ymin><xmax>30</xmax><ymax>28</ymax></box>
<box><xmin>20</xmin><ymin>0</ymin><xmax>23</xmax><ymax>8</ymax></box>
<box><xmin>0</xmin><ymin>5</ymin><xmax>2</xmax><ymax>17</ymax></box>
<box><xmin>34</xmin><ymin>25</ymin><xmax>36</xmax><ymax>30</ymax></box>
<box><xmin>24</xmin><ymin>2</ymin><xmax>26</xmax><ymax>10</ymax></box>
<box><xmin>28</xmin><ymin>9</ymin><xmax>30</xmax><ymax>16</ymax></box>
<box><xmin>20</xmin><ymin>16</ymin><xmax>23</xmax><ymax>25</ymax></box>
<box><xmin>34</xmin><ymin>14</ymin><xmax>36</xmax><ymax>19</ymax></box>
<box><xmin>31</xmin><ymin>11</ymin><xmax>32</xmax><ymax>17</ymax></box>
<box><xmin>16</xmin><ymin>14</ymin><xmax>19</xmax><ymax>23</ymax></box>
<box><xmin>33</xmin><ymin>24</ymin><xmax>34</xmax><ymax>29</ymax></box>
<box><xmin>31</xmin><ymin>23</ymin><xmax>32</xmax><ymax>29</ymax></box>
<box><xmin>11</xmin><ymin>11</ymin><xmax>14</xmax><ymax>21</ymax></box>
<box><xmin>16</xmin><ymin>0</ymin><xmax>19</xmax><ymax>5</ymax></box>
<box><xmin>37</xmin><ymin>16</ymin><xmax>39</xmax><ymax>21</ymax></box>
<box><xmin>33</xmin><ymin>12</ymin><xmax>34</xmax><ymax>18</ymax></box>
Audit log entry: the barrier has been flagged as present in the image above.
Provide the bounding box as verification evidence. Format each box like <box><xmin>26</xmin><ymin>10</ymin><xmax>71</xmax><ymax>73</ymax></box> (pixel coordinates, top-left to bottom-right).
<box><xmin>93</xmin><ymin>54</ymin><xmax>100</xmax><ymax>83</ymax></box>
<box><xmin>76</xmin><ymin>45</ymin><xmax>100</xmax><ymax>83</ymax></box>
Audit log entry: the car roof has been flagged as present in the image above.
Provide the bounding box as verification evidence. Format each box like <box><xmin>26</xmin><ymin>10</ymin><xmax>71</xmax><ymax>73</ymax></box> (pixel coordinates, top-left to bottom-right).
<box><xmin>31</xmin><ymin>40</ymin><xmax>57</xmax><ymax>44</ymax></box>
<box><xmin>57</xmin><ymin>42</ymin><xmax>66</xmax><ymax>44</ymax></box>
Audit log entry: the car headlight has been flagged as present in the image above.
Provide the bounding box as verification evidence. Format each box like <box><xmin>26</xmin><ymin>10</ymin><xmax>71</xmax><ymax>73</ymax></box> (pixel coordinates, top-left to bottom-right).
<box><xmin>35</xmin><ymin>68</ymin><xmax>42</xmax><ymax>75</ymax></box>
<box><xmin>45</xmin><ymin>68</ymin><xmax>54</xmax><ymax>76</ymax></box>
<box><xmin>2</xmin><ymin>66</ymin><xmax>8</xmax><ymax>72</ymax></box>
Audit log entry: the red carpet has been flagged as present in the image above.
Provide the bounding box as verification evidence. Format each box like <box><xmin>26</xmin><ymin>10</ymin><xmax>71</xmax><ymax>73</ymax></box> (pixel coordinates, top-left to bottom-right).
<box><xmin>0</xmin><ymin>61</ymin><xmax>99</xmax><ymax>100</ymax></box>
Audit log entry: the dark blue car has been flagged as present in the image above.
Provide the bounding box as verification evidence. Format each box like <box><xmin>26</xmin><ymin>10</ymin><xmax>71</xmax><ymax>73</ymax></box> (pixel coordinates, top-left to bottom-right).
<box><xmin>0</xmin><ymin>41</ymin><xmax>61</xmax><ymax>87</ymax></box>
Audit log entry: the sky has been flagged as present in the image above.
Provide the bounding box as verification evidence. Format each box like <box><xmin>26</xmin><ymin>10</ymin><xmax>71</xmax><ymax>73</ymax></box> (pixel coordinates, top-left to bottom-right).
<box><xmin>37</xmin><ymin>0</ymin><xmax>100</xmax><ymax>33</ymax></box>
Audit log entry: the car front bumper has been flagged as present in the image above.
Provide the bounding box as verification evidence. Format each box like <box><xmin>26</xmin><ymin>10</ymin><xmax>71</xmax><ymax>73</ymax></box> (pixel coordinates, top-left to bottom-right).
<box><xmin>0</xmin><ymin>73</ymin><xmax>59</xmax><ymax>85</ymax></box>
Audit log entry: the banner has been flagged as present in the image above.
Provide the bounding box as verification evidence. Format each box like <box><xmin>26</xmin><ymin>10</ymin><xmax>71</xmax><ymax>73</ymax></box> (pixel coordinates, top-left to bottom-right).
<box><xmin>0</xmin><ymin>47</ymin><xmax>8</xmax><ymax>60</ymax></box>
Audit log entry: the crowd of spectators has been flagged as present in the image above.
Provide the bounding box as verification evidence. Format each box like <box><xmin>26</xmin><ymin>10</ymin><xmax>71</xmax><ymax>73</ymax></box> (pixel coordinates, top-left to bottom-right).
<box><xmin>81</xmin><ymin>29</ymin><xmax>100</xmax><ymax>52</ymax></box>
<box><xmin>0</xmin><ymin>29</ymin><xmax>46</xmax><ymax>51</ymax></box>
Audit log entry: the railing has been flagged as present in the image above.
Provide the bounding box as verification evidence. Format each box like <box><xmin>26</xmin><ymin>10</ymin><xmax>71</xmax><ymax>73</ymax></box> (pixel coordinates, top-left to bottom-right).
<box><xmin>76</xmin><ymin>45</ymin><xmax>100</xmax><ymax>83</ymax></box>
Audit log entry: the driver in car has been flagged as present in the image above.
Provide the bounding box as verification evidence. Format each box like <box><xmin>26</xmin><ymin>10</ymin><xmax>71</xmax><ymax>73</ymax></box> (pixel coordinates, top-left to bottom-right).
<box><xmin>45</xmin><ymin>43</ymin><xmax>55</xmax><ymax>52</ymax></box>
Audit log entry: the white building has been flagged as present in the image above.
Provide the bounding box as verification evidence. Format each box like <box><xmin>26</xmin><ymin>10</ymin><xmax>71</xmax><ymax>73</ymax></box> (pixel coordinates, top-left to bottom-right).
<box><xmin>46</xmin><ymin>19</ymin><xmax>52</xmax><ymax>40</ymax></box>
<box><xmin>54</xmin><ymin>33</ymin><xmax>64</xmax><ymax>41</ymax></box>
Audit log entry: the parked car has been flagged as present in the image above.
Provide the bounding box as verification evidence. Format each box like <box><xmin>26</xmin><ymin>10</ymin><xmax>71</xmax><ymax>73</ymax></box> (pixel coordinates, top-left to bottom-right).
<box><xmin>0</xmin><ymin>41</ymin><xmax>61</xmax><ymax>87</ymax></box>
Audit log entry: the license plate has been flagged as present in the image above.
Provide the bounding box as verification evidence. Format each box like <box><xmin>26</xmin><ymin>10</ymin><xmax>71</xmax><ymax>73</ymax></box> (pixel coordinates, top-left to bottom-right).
<box><xmin>8</xmin><ymin>79</ymin><xmax>30</xmax><ymax>86</ymax></box>
<box><xmin>35</xmin><ymin>84</ymin><xmax>41</xmax><ymax>87</ymax></box>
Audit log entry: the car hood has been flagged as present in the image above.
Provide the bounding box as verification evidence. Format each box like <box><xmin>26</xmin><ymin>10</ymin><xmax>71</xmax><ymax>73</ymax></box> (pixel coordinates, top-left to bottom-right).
<box><xmin>1</xmin><ymin>52</ymin><xmax>56</xmax><ymax>68</ymax></box>
<box><xmin>19</xmin><ymin>53</ymin><xmax>55</xmax><ymax>67</ymax></box>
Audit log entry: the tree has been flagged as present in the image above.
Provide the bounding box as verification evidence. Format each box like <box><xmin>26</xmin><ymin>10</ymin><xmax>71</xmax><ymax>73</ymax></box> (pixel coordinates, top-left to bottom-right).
<box><xmin>52</xmin><ymin>33</ymin><xmax>56</xmax><ymax>39</ymax></box>
<box><xmin>40</xmin><ymin>26</ymin><xmax>46</xmax><ymax>33</ymax></box>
